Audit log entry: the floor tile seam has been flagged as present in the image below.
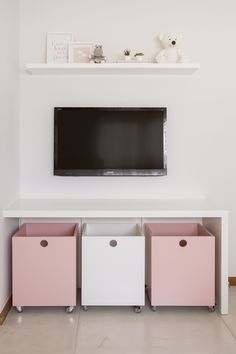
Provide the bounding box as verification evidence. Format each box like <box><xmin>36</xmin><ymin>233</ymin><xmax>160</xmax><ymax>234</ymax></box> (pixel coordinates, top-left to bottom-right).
<box><xmin>216</xmin><ymin>311</ymin><xmax>236</xmax><ymax>340</ymax></box>
<box><xmin>72</xmin><ymin>307</ymin><xmax>80</xmax><ymax>354</ymax></box>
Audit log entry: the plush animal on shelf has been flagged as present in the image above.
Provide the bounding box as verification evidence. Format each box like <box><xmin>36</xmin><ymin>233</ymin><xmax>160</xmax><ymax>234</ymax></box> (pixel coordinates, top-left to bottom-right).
<box><xmin>155</xmin><ymin>33</ymin><xmax>185</xmax><ymax>63</ymax></box>
<box><xmin>90</xmin><ymin>45</ymin><xmax>106</xmax><ymax>64</ymax></box>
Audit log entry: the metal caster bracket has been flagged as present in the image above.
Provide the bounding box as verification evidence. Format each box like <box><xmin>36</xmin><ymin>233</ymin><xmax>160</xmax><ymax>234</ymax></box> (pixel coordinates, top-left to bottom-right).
<box><xmin>83</xmin><ymin>306</ymin><xmax>88</xmax><ymax>311</ymax></box>
<box><xmin>208</xmin><ymin>306</ymin><xmax>215</xmax><ymax>312</ymax></box>
<box><xmin>134</xmin><ymin>306</ymin><xmax>142</xmax><ymax>313</ymax></box>
<box><xmin>151</xmin><ymin>306</ymin><xmax>157</xmax><ymax>312</ymax></box>
<box><xmin>65</xmin><ymin>306</ymin><xmax>74</xmax><ymax>313</ymax></box>
<box><xmin>16</xmin><ymin>306</ymin><xmax>23</xmax><ymax>313</ymax></box>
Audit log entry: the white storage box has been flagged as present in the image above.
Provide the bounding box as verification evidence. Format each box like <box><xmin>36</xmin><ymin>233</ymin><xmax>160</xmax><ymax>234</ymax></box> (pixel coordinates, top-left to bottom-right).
<box><xmin>81</xmin><ymin>223</ymin><xmax>145</xmax><ymax>309</ymax></box>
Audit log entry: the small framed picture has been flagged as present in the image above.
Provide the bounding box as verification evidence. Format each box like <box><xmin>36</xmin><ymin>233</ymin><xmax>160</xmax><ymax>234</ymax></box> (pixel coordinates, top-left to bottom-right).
<box><xmin>47</xmin><ymin>32</ymin><xmax>73</xmax><ymax>63</ymax></box>
<box><xmin>69</xmin><ymin>42</ymin><xmax>94</xmax><ymax>63</ymax></box>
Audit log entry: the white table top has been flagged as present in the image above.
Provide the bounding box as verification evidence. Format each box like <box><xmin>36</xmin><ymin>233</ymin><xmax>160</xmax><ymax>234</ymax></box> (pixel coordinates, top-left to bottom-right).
<box><xmin>3</xmin><ymin>199</ymin><xmax>228</xmax><ymax>218</ymax></box>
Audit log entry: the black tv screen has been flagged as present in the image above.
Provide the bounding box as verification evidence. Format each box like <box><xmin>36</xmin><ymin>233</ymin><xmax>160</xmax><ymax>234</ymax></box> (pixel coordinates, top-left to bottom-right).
<box><xmin>54</xmin><ymin>107</ymin><xmax>167</xmax><ymax>176</ymax></box>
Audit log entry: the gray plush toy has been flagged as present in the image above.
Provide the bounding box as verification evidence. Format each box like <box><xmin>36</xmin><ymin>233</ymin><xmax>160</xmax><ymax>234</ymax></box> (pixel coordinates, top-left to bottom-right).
<box><xmin>90</xmin><ymin>45</ymin><xmax>106</xmax><ymax>64</ymax></box>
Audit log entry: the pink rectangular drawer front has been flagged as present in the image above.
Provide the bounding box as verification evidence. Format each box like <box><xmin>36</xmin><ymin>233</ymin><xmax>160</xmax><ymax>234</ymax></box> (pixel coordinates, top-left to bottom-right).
<box><xmin>12</xmin><ymin>223</ymin><xmax>77</xmax><ymax>307</ymax></box>
<box><xmin>146</xmin><ymin>223</ymin><xmax>215</xmax><ymax>307</ymax></box>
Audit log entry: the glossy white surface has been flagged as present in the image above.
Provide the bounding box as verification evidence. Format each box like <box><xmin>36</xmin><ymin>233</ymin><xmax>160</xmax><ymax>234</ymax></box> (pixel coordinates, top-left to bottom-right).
<box><xmin>82</xmin><ymin>224</ymin><xmax>145</xmax><ymax>306</ymax></box>
<box><xmin>25</xmin><ymin>63</ymin><xmax>200</xmax><ymax>75</ymax></box>
<box><xmin>1</xmin><ymin>289</ymin><xmax>236</xmax><ymax>354</ymax></box>
<box><xmin>3</xmin><ymin>199</ymin><xmax>228</xmax><ymax>218</ymax></box>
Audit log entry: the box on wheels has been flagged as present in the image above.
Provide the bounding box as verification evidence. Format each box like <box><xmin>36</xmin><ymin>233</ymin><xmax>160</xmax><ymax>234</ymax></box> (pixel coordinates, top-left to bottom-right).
<box><xmin>81</xmin><ymin>223</ymin><xmax>145</xmax><ymax>313</ymax></box>
<box><xmin>12</xmin><ymin>223</ymin><xmax>78</xmax><ymax>313</ymax></box>
<box><xmin>145</xmin><ymin>223</ymin><xmax>215</xmax><ymax>312</ymax></box>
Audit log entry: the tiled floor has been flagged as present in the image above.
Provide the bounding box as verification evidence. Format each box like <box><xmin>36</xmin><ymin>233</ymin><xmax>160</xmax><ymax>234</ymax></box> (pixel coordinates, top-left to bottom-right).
<box><xmin>1</xmin><ymin>289</ymin><xmax>236</xmax><ymax>354</ymax></box>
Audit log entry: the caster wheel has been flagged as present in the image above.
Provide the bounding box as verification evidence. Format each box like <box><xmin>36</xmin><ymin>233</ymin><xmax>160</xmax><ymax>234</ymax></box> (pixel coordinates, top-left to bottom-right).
<box><xmin>208</xmin><ymin>306</ymin><xmax>215</xmax><ymax>312</ymax></box>
<box><xmin>134</xmin><ymin>306</ymin><xmax>142</xmax><ymax>313</ymax></box>
<box><xmin>65</xmin><ymin>306</ymin><xmax>74</xmax><ymax>313</ymax></box>
<box><xmin>151</xmin><ymin>306</ymin><xmax>157</xmax><ymax>312</ymax></box>
<box><xmin>16</xmin><ymin>306</ymin><xmax>23</xmax><ymax>313</ymax></box>
<box><xmin>83</xmin><ymin>306</ymin><xmax>88</xmax><ymax>311</ymax></box>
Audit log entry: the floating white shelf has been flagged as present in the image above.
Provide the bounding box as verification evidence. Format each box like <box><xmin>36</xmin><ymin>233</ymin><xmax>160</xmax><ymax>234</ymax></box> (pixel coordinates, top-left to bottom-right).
<box><xmin>25</xmin><ymin>63</ymin><xmax>200</xmax><ymax>75</ymax></box>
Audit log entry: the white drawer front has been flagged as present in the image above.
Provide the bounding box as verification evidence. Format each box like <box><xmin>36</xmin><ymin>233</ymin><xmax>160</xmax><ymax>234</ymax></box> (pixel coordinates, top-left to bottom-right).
<box><xmin>82</xmin><ymin>236</ymin><xmax>145</xmax><ymax>306</ymax></box>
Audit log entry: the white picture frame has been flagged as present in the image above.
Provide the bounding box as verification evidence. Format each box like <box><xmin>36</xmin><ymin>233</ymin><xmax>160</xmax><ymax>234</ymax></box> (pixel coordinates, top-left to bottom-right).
<box><xmin>46</xmin><ymin>32</ymin><xmax>73</xmax><ymax>64</ymax></box>
<box><xmin>69</xmin><ymin>42</ymin><xmax>94</xmax><ymax>63</ymax></box>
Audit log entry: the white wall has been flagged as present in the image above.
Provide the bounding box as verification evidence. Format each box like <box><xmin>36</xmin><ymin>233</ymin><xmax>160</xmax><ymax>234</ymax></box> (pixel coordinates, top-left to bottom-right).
<box><xmin>19</xmin><ymin>0</ymin><xmax>236</xmax><ymax>273</ymax></box>
<box><xmin>0</xmin><ymin>0</ymin><xmax>19</xmax><ymax>311</ymax></box>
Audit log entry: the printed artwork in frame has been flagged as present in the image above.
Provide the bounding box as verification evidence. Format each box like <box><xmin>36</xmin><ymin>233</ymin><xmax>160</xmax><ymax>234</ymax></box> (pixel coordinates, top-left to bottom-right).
<box><xmin>47</xmin><ymin>32</ymin><xmax>73</xmax><ymax>64</ymax></box>
<box><xmin>69</xmin><ymin>42</ymin><xmax>94</xmax><ymax>63</ymax></box>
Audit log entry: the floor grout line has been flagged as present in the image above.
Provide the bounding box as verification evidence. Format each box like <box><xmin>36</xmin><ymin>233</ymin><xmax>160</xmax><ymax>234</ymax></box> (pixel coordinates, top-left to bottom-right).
<box><xmin>71</xmin><ymin>307</ymin><xmax>80</xmax><ymax>354</ymax></box>
<box><xmin>216</xmin><ymin>309</ymin><xmax>236</xmax><ymax>340</ymax></box>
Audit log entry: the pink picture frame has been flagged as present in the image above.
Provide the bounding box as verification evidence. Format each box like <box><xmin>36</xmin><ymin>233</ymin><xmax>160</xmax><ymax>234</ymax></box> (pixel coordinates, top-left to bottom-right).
<box><xmin>69</xmin><ymin>42</ymin><xmax>94</xmax><ymax>63</ymax></box>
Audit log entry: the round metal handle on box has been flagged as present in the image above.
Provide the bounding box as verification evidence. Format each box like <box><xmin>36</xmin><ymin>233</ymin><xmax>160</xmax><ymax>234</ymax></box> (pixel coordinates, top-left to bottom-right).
<box><xmin>40</xmin><ymin>240</ymin><xmax>48</xmax><ymax>248</ymax></box>
<box><xmin>109</xmin><ymin>240</ymin><xmax>117</xmax><ymax>247</ymax></box>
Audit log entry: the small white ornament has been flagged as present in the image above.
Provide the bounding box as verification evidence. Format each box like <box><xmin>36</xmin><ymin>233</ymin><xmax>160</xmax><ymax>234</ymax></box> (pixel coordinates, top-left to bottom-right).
<box><xmin>155</xmin><ymin>33</ymin><xmax>185</xmax><ymax>63</ymax></box>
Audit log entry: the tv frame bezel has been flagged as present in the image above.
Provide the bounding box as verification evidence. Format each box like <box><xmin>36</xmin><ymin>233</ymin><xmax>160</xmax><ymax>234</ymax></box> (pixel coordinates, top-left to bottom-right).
<box><xmin>54</xmin><ymin>107</ymin><xmax>167</xmax><ymax>177</ymax></box>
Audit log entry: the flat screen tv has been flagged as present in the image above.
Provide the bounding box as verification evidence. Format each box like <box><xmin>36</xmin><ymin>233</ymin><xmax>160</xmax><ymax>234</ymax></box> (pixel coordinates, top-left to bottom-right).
<box><xmin>54</xmin><ymin>107</ymin><xmax>167</xmax><ymax>176</ymax></box>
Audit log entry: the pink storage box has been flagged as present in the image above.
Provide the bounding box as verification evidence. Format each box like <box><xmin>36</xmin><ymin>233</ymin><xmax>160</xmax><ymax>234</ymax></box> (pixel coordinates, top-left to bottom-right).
<box><xmin>12</xmin><ymin>223</ymin><xmax>77</xmax><ymax>308</ymax></box>
<box><xmin>145</xmin><ymin>223</ymin><xmax>215</xmax><ymax>308</ymax></box>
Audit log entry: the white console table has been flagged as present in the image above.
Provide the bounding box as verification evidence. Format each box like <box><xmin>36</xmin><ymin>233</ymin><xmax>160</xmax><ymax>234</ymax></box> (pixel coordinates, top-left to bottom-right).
<box><xmin>3</xmin><ymin>198</ymin><xmax>228</xmax><ymax>314</ymax></box>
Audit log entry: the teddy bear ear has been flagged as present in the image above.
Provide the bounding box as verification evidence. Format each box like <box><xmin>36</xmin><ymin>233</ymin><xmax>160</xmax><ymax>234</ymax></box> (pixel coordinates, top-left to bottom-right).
<box><xmin>159</xmin><ymin>33</ymin><xmax>164</xmax><ymax>41</ymax></box>
<box><xmin>175</xmin><ymin>33</ymin><xmax>181</xmax><ymax>41</ymax></box>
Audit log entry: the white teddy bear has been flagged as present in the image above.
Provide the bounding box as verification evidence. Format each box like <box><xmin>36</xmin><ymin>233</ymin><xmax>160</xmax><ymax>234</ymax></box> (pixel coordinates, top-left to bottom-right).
<box><xmin>155</xmin><ymin>33</ymin><xmax>185</xmax><ymax>63</ymax></box>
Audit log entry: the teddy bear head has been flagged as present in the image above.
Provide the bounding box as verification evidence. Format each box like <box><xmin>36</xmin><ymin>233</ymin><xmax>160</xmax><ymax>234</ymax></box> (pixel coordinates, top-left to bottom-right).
<box><xmin>159</xmin><ymin>33</ymin><xmax>179</xmax><ymax>49</ymax></box>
